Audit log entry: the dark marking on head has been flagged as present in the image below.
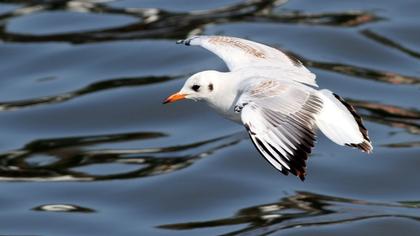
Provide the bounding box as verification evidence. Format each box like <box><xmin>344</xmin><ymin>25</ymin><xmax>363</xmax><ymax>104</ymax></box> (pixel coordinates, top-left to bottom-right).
<box><xmin>208</xmin><ymin>83</ymin><xmax>214</xmax><ymax>91</ymax></box>
<box><xmin>191</xmin><ymin>84</ymin><xmax>200</xmax><ymax>92</ymax></box>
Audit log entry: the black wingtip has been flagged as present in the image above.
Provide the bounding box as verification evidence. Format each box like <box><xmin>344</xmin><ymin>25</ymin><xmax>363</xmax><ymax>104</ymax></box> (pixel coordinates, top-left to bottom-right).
<box><xmin>345</xmin><ymin>141</ymin><xmax>373</xmax><ymax>154</ymax></box>
<box><xmin>176</xmin><ymin>39</ymin><xmax>190</xmax><ymax>46</ymax></box>
<box><xmin>298</xmin><ymin>173</ymin><xmax>306</xmax><ymax>182</ymax></box>
<box><xmin>333</xmin><ymin>93</ymin><xmax>373</xmax><ymax>154</ymax></box>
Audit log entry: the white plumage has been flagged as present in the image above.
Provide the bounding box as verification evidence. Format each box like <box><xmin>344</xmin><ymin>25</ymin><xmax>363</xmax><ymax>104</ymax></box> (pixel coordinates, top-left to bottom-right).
<box><xmin>184</xmin><ymin>35</ymin><xmax>317</xmax><ymax>87</ymax></box>
<box><xmin>164</xmin><ymin>35</ymin><xmax>372</xmax><ymax>180</ymax></box>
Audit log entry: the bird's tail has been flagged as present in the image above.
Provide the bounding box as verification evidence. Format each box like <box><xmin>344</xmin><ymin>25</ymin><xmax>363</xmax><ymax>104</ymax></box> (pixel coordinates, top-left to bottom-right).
<box><xmin>315</xmin><ymin>89</ymin><xmax>372</xmax><ymax>153</ymax></box>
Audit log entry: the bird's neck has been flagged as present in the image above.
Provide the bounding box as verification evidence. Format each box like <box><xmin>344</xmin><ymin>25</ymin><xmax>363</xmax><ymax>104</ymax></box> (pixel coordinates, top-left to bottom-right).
<box><xmin>204</xmin><ymin>73</ymin><xmax>242</xmax><ymax>122</ymax></box>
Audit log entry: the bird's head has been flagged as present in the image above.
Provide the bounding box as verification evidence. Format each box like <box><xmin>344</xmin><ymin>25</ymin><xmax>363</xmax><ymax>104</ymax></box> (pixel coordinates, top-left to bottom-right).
<box><xmin>163</xmin><ymin>70</ymin><xmax>222</xmax><ymax>104</ymax></box>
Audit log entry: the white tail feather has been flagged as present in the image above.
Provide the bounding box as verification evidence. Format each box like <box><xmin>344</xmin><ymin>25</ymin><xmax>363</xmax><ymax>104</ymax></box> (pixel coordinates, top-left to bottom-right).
<box><xmin>315</xmin><ymin>90</ymin><xmax>372</xmax><ymax>153</ymax></box>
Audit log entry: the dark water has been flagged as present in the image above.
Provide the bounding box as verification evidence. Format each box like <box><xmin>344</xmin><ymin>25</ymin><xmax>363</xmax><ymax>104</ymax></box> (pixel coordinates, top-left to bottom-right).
<box><xmin>0</xmin><ymin>0</ymin><xmax>419</xmax><ymax>235</ymax></box>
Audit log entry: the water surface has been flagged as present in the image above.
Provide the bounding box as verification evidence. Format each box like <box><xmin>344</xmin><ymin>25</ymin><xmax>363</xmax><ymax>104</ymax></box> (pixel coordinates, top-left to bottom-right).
<box><xmin>0</xmin><ymin>0</ymin><xmax>419</xmax><ymax>235</ymax></box>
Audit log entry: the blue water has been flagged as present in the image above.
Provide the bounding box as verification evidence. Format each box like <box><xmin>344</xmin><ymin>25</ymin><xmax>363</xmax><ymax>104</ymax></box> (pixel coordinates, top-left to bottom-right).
<box><xmin>0</xmin><ymin>0</ymin><xmax>419</xmax><ymax>235</ymax></box>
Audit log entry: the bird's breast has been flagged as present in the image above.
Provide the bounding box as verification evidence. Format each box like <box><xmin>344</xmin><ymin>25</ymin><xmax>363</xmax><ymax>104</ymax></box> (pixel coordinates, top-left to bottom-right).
<box><xmin>205</xmin><ymin>95</ymin><xmax>242</xmax><ymax>123</ymax></box>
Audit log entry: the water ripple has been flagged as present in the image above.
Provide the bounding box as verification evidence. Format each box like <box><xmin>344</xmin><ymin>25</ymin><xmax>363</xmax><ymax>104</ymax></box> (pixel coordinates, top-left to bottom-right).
<box><xmin>32</xmin><ymin>203</ymin><xmax>95</xmax><ymax>213</ymax></box>
<box><xmin>159</xmin><ymin>191</ymin><xmax>420</xmax><ymax>235</ymax></box>
<box><xmin>0</xmin><ymin>75</ymin><xmax>180</xmax><ymax>111</ymax></box>
<box><xmin>0</xmin><ymin>131</ymin><xmax>245</xmax><ymax>182</ymax></box>
<box><xmin>0</xmin><ymin>0</ymin><xmax>379</xmax><ymax>44</ymax></box>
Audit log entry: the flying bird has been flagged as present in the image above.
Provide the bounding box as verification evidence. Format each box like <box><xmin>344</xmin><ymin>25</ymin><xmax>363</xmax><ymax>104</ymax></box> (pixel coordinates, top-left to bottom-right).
<box><xmin>163</xmin><ymin>35</ymin><xmax>372</xmax><ymax>180</ymax></box>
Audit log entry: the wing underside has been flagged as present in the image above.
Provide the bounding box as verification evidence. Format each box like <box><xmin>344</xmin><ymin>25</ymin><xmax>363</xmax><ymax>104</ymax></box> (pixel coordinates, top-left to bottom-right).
<box><xmin>239</xmin><ymin>81</ymin><xmax>323</xmax><ymax>180</ymax></box>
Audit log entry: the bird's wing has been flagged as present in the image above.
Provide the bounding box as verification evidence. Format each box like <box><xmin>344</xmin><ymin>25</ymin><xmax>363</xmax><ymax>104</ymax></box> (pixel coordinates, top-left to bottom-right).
<box><xmin>177</xmin><ymin>35</ymin><xmax>317</xmax><ymax>87</ymax></box>
<box><xmin>237</xmin><ymin>79</ymin><xmax>323</xmax><ymax>180</ymax></box>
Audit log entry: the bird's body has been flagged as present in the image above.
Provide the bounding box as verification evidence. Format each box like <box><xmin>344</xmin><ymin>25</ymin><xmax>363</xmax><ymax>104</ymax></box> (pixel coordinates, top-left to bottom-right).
<box><xmin>164</xmin><ymin>35</ymin><xmax>372</xmax><ymax>180</ymax></box>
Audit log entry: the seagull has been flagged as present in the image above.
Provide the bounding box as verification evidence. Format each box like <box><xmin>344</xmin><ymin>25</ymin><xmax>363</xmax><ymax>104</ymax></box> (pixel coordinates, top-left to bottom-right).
<box><xmin>163</xmin><ymin>35</ymin><xmax>372</xmax><ymax>181</ymax></box>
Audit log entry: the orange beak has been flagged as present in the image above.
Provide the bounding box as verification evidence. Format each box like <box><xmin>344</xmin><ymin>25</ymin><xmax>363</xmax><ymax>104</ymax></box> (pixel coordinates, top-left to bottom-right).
<box><xmin>163</xmin><ymin>92</ymin><xmax>187</xmax><ymax>104</ymax></box>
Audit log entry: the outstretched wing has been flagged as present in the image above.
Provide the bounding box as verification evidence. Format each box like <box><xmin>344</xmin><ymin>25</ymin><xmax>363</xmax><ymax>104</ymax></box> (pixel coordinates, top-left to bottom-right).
<box><xmin>177</xmin><ymin>35</ymin><xmax>317</xmax><ymax>87</ymax></box>
<box><xmin>237</xmin><ymin>79</ymin><xmax>323</xmax><ymax>180</ymax></box>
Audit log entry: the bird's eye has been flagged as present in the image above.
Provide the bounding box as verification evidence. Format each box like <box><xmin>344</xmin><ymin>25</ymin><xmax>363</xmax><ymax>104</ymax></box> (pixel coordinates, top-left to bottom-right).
<box><xmin>191</xmin><ymin>85</ymin><xmax>200</xmax><ymax>92</ymax></box>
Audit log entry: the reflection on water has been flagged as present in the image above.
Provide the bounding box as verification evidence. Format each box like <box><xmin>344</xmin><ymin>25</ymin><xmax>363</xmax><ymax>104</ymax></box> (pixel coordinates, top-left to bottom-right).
<box><xmin>0</xmin><ymin>0</ymin><xmax>378</xmax><ymax>44</ymax></box>
<box><xmin>308</xmin><ymin>59</ymin><xmax>419</xmax><ymax>85</ymax></box>
<box><xmin>0</xmin><ymin>0</ymin><xmax>419</xmax><ymax>235</ymax></box>
<box><xmin>361</xmin><ymin>29</ymin><xmax>420</xmax><ymax>60</ymax></box>
<box><xmin>382</xmin><ymin>141</ymin><xmax>420</xmax><ymax>148</ymax></box>
<box><xmin>351</xmin><ymin>100</ymin><xmax>420</xmax><ymax>135</ymax></box>
<box><xmin>0</xmin><ymin>131</ymin><xmax>244</xmax><ymax>181</ymax></box>
<box><xmin>32</xmin><ymin>204</ymin><xmax>95</xmax><ymax>213</ymax></box>
<box><xmin>0</xmin><ymin>75</ymin><xmax>180</xmax><ymax>110</ymax></box>
<box><xmin>159</xmin><ymin>191</ymin><xmax>420</xmax><ymax>235</ymax></box>
<box><xmin>290</xmin><ymin>52</ymin><xmax>420</xmax><ymax>85</ymax></box>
